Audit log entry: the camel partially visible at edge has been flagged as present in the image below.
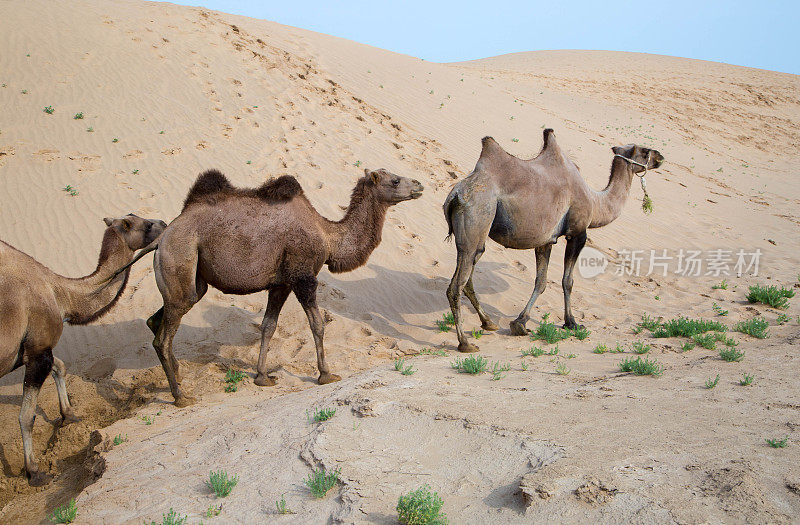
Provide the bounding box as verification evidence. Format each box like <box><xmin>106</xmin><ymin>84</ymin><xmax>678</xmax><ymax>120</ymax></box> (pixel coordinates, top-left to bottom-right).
<box><xmin>0</xmin><ymin>214</ymin><xmax>166</xmax><ymax>485</ymax></box>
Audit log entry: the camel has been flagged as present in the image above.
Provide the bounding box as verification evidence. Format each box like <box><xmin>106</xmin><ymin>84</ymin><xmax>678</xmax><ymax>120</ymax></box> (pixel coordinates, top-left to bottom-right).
<box><xmin>443</xmin><ymin>129</ymin><xmax>663</xmax><ymax>352</ymax></box>
<box><xmin>0</xmin><ymin>214</ymin><xmax>166</xmax><ymax>485</ymax></box>
<box><xmin>147</xmin><ymin>168</ymin><xmax>423</xmax><ymax>407</ymax></box>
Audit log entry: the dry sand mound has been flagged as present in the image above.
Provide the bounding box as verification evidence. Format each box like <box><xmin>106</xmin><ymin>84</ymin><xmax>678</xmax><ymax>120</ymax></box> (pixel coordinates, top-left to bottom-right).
<box><xmin>0</xmin><ymin>0</ymin><xmax>798</xmax><ymax>522</ymax></box>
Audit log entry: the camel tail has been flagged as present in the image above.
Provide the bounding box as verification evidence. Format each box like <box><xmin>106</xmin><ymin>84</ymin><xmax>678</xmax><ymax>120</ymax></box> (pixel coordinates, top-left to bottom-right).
<box><xmin>443</xmin><ymin>190</ymin><xmax>460</xmax><ymax>242</ymax></box>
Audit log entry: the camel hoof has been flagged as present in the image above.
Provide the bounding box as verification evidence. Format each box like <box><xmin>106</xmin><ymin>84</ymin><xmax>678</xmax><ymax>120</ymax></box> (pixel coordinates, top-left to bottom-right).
<box><xmin>174</xmin><ymin>394</ymin><xmax>197</xmax><ymax>408</ymax></box>
<box><xmin>563</xmin><ymin>321</ymin><xmax>584</xmax><ymax>330</ymax></box>
<box><xmin>28</xmin><ymin>470</ymin><xmax>53</xmax><ymax>487</ymax></box>
<box><xmin>60</xmin><ymin>413</ymin><xmax>81</xmax><ymax>426</ymax></box>
<box><xmin>318</xmin><ymin>372</ymin><xmax>341</xmax><ymax>385</ymax></box>
<box><xmin>254</xmin><ymin>373</ymin><xmax>276</xmax><ymax>387</ymax></box>
<box><xmin>481</xmin><ymin>320</ymin><xmax>500</xmax><ymax>331</ymax></box>
<box><xmin>458</xmin><ymin>342</ymin><xmax>480</xmax><ymax>353</ymax></box>
<box><xmin>509</xmin><ymin>320</ymin><xmax>529</xmax><ymax>336</ymax></box>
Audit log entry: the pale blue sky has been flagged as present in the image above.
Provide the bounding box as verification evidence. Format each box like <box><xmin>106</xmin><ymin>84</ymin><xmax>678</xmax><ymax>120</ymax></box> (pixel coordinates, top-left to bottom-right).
<box><xmin>169</xmin><ymin>0</ymin><xmax>799</xmax><ymax>74</ymax></box>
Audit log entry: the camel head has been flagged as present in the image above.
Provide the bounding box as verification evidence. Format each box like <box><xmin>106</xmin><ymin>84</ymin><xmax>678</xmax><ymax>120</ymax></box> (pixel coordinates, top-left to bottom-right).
<box><xmin>612</xmin><ymin>144</ymin><xmax>664</xmax><ymax>174</ymax></box>
<box><xmin>364</xmin><ymin>168</ymin><xmax>424</xmax><ymax>203</ymax></box>
<box><xmin>103</xmin><ymin>214</ymin><xmax>167</xmax><ymax>250</ymax></box>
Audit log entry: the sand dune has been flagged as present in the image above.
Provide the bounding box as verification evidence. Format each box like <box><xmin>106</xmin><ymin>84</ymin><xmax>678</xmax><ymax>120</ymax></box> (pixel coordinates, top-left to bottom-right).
<box><xmin>0</xmin><ymin>0</ymin><xmax>798</xmax><ymax>522</ymax></box>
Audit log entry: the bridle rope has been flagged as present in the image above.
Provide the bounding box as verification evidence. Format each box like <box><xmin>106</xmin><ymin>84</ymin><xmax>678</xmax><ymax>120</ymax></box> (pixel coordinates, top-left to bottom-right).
<box><xmin>614</xmin><ymin>152</ymin><xmax>653</xmax><ymax>213</ymax></box>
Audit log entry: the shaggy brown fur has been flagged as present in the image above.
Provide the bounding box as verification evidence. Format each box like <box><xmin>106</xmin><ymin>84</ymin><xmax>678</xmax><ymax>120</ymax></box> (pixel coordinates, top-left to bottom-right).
<box><xmin>148</xmin><ymin>168</ymin><xmax>423</xmax><ymax>407</ymax></box>
<box><xmin>0</xmin><ymin>214</ymin><xmax>166</xmax><ymax>486</ymax></box>
<box><xmin>444</xmin><ymin>129</ymin><xmax>663</xmax><ymax>352</ymax></box>
<box><xmin>182</xmin><ymin>169</ymin><xmax>303</xmax><ymax>211</ymax></box>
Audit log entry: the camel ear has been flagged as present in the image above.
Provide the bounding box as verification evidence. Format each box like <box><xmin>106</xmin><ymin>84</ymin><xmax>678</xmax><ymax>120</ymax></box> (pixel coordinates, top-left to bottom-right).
<box><xmin>368</xmin><ymin>169</ymin><xmax>381</xmax><ymax>184</ymax></box>
<box><xmin>611</xmin><ymin>146</ymin><xmax>623</xmax><ymax>155</ymax></box>
<box><xmin>103</xmin><ymin>217</ymin><xmax>114</xmax><ymax>227</ymax></box>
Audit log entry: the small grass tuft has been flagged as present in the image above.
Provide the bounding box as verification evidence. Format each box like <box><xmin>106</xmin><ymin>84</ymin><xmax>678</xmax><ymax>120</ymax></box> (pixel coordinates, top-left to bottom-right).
<box><xmin>592</xmin><ymin>343</ymin><xmax>607</xmax><ymax>354</ymax></box>
<box><xmin>43</xmin><ymin>105</ymin><xmax>54</xmax><ymax>114</ymax></box>
<box><xmin>651</xmin><ymin>317</ymin><xmax>726</xmax><ymax>338</ymax></box>
<box><xmin>451</xmin><ymin>355</ymin><xmax>488</xmax><ymax>375</ymax></box>
<box><xmin>776</xmin><ymin>313</ymin><xmax>790</xmax><ymax>325</ymax></box>
<box><xmin>224</xmin><ymin>368</ymin><xmax>246</xmax><ymax>392</ymax></box>
<box><xmin>705</xmin><ymin>374</ymin><xmax>720</xmax><ymax>389</ymax></box>
<box><xmin>490</xmin><ymin>361</ymin><xmax>511</xmax><ymax>380</ymax></box>
<box><xmin>63</xmin><ymin>184</ymin><xmax>79</xmax><ymax>196</ymax></box>
<box><xmin>570</xmin><ymin>325</ymin><xmax>590</xmax><ymax>340</ymax></box>
<box><xmin>308</xmin><ymin>408</ymin><xmax>336</xmax><ymax>423</ymax></box>
<box><xmin>49</xmin><ymin>499</ymin><xmax>77</xmax><ymax>524</ymax></box>
<box><xmin>207</xmin><ymin>470</ymin><xmax>238</xmax><ymax>498</ymax></box>
<box><xmin>112</xmin><ymin>434</ymin><xmax>128</xmax><ymax>446</ymax></box>
<box><xmin>619</xmin><ymin>356</ymin><xmax>664</xmax><ymax>377</ymax></box>
<box><xmin>712</xmin><ymin>280</ymin><xmax>728</xmax><ymax>290</ymax></box>
<box><xmin>681</xmin><ymin>340</ymin><xmax>696</xmax><ymax>352</ymax></box>
<box><xmin>146</xmin><ymin>508</ymin><xmax>187</xmax><ymax>525</ymax></box>
<box><xmin>204</xmin><ymin>504</ymin><xmax>222</xmax><ymax>518</ymax></box>
<box><xmin>73</xmin><ymin>112</ymin><xmax>83</xmax><ymax>120</ymax></box>
<box><xmin>610</xmin><ymin>343</ymin><xmax>625</xmax><ymax>353</ymax></box>
<box><xmin>305</xmin><ymin>467</ymin><xmax>340</xmax><ymax>498</ymax></box>
<box><xmin>631</xmin><ymin>341</ymin><xmax>651</xmax><ymax>354</ymax></box>
<box><xmin>746</xmin><ymin>284</ymin><xmax>794</xmax><ymax>309</ymax></box>
<box><xmin>521</xmin><ymin>346</ymin><xmax>544</xmax><ymax>357</ymax></box>
<box><xmin>276</xmin><ymin>494</ymin><xmax>293</xmax><ymax>514</ymax></box>
<box><xmin>692</xmin><ymin>333</ymin><xmax>717</xmax><ymax>350</ymax></box>
<box><xmin>531</xmin><ymin>318</ymin><xmax>571</xmax><ymax>344</ymax></box>
<box><xmin>719</xmin><ymin>347</ymin><xmax>745</xmax><ymax>362</ymax></box>
<box><xmin>419</xmin><ymin>348</ymin><xmax>447</xmax><ymax>356</ymax></box>
<box><xmin>555</xmin><ymin>362</ymin><xmax>570</xmax><ymax>375</ymax></box>
<box><xmin>397</xmin><ymin>485</ymin><xmax>447</xmax><ymax>525</ymax></box>
<box><xmin>766</xmin><ymin>436</ymin><xmax>788</xmax><ymax>448</ymax></box>
<box><xmin>712</xmin><ymin>302</ymin><xmax>728</xmax><ymax>316</ymax></box>
<box><xmin>435</xmin><ymin>312</ymin><xmax>455</xmax><ymax>332</ymax></box>
<box><xmin>637</xmin><ymin>313</ymin><xmax>662</xmax><ymax>331</ymax></box>
<box><xmin>739</xmin><ymin>373</ymin><xmax>754</xmax><ymax>386</ymax></box>
<box><xmin>735</xmin><ymin>317</ymin><xmax>769</xmax><ymax>339</ymax></box>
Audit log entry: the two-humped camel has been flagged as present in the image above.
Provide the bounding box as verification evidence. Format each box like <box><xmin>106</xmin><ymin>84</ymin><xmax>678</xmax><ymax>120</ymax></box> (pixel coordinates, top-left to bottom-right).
<box><xmin>0</xmin><ymin>214</ymin><xmax>166</xmax><ymax>485</ymax></box>
<box><xmin>444</xmin><ymin>129</ymin><xmax>663</xmax><ymax>352</ymax></box>
<box><xmin>148</xmin><ymin>168</ymin><xmax>423</xmax><ymax>406</ymax></box>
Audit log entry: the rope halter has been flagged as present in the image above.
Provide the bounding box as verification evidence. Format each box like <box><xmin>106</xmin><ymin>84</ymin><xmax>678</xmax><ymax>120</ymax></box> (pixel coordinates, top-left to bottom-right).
<box><xmin>614</xmin><ymin>151</ymin><xmax>653</xmax><ymax>213</ymax></box>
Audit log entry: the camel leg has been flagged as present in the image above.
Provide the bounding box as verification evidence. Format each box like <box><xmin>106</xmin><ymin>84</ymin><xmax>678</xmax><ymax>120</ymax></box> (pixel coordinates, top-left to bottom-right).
<box><xmin>153</xmin><ymin>304</ymin><xmax>195</xmax><ymax>407</ymax></box>
<box><xmin>462</xmin><ymin>245</ymin><xmax>498</xmax><ymax>331</ymax></box>
<box><xmin>510</xmin><ymin>244</ymin><xmax>553</xmax><ymax>335</ymax></box>
<box><xmin>20</xmin><ymin>349</ymin><xmax>54</xmax><ymax>486</ymax></box>
<box><xmin>294</xmin><ymin>276</ymin><xmax>340</xmax><ymax>385</ymax></box>
<box><xmin>51</xmin><ymin>357</ymin><xmax>79</xmax><ymax>425</ymax></box>
<box><xmin>562</xmin><ymin>231</ymin><xmax>587</xmax><ymax>329</ymax></box>
<box><xmin>447</xmin><ymin>250</ymin><xmax>480</xmax><ymax>352</ymax></box>
<box><xmin>254</xmin><ymin>285</ymin><xmax>291</xmax><ymax>387</ymax></box>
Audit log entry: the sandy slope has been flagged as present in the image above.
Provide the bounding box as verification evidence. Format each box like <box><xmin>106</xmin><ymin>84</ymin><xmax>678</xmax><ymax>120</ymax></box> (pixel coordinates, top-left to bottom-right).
<box><xmin>0</xmin><ymin>0</ymin><xmax>798</xmax><ymax>522</ymax></box>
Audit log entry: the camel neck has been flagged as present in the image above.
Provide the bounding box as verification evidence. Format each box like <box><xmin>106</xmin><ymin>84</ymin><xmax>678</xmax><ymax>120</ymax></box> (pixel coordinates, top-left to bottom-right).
<box><xmin>326</xmin><ymin>181</ymin><xmax>388</xmax><ymax>273</ymax></box>
<box><xmin>589</xmin><ymin>156</ymin><xmax>635</xmax><ymax>228</ymax></box>
<box><xmin>52</xmin><ymin>229</ymin><xmax>134</xmax><ymax>324</ymax></box>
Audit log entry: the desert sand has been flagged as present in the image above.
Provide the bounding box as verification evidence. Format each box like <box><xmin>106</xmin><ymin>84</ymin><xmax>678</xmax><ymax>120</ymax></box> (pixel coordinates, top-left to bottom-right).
<box><xmin>0</xmin><ymin>0</ymin><xmax>799</xmax><ymax>523</ymax></box>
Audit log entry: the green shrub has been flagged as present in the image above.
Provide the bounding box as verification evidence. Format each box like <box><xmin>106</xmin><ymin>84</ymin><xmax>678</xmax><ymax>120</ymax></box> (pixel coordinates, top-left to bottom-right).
<box><xmin>146</xmin><ymin>508</ymin><xmax>187</xmax><ymax>525</ymax></box>
<box><xmin>735</xmin><ymin>317</ymin><xmax>769</xmax><ymax>339</ymax></box>
<box><xmin>207</xmin><ymin>470</ymin><xmax>238</xmax><ymax>497</ymax></box>
<box><xmin>719</xmin><ymin>347</ymin><xmax>745</xmax><ymax>362</ymax></box>
<box><xmin>451</xmin><ymin>355</ymin><xmax>488</xmax><ymax>374</ymax></box>
<box><xmin>397</xmin><ymin>485</ymin><xmax>447</xmax><ymax>525</ymax></box>
<box><xmin>49</xmin><ymin>499</ymin><xmax>77</xmax><ymax>524</ymax></box>
<box><xmin>746</xmin><ymin>285</ymin><xmax>794</xmax><ymax>309</ymax></box>
<box><xmin>619</xmin><ymin>356</ymin><xmax>664</xmax><ymax>377</ymax></box>
<box><xmin>652</xmin><ymin>317</ymin><xmax>726</xmax><ymax>338</ymax></box>
<box><xmin>305</xmin><ymin>467</ymin><xmax>340</xmax><ymax>498</ymax></box>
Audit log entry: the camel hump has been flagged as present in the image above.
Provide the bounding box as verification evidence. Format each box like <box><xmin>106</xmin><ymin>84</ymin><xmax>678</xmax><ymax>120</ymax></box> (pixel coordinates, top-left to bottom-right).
<box><xmin>182</xmin><ymin>171</ymin><xmax>304</xmax><ymax>211</ymax></box>
<box><xmin>479</xmin><ymin>136</ymin><xmax>506</xmax><ymax>159</ymax></box>
<box><xmin>183</xmin><ymin>169</ymin><xmax>234</xmax><ymax>210</ymax></box>
<box><xmin>252</xmin><ymin>175</ymin><xmax>303</xmax><ymax>201</ymax></box>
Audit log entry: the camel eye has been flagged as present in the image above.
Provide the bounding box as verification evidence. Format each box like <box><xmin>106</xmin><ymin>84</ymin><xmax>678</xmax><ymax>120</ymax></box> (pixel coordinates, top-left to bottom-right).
<box><xmin>392</xmin><ymin>178</ymin><xmax>400</xmax><ymax>186</ymax></box>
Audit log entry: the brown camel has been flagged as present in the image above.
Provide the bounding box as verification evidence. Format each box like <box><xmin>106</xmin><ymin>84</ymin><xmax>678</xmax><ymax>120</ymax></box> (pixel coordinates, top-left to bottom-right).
<box><xmin>443</xmin><ymin>129</ymin><xmax>663</xmax><ymax>352</ymax></box>
<box><xmin>147</xmin><ymin>168</ymin><xmax>423</xmax><ymax>407</ymax></box>
<box><xmin>0</xmin><ymin>214</ymin><xmax>166</xmax><ymax>485</ymax></box>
